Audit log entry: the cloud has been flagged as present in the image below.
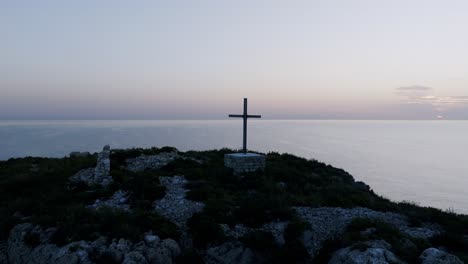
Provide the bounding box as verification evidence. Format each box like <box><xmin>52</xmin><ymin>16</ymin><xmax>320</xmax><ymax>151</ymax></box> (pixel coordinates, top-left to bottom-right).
<box><xmin>395</xmin><ymin>85</ymin><xmax>468</xmax><ymax>116</ymax></box>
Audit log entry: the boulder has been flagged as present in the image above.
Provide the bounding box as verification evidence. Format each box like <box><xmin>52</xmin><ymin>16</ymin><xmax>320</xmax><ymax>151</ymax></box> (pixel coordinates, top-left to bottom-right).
<box><xmin>0</xmin><ymin>241</ymin><xmax>7</xmax><ymax>264</ymax></box>
<box><xmin>160</xmin><ymin>238</ymin><xmax>181</xmax><ymax>258</ymax></box>
<box><xmin>6</xmin><ymin>223</ymin><xmax>91</xmax><ymax>264</ymax></box>
<box><xmin>144</xmin><ymin>233</ymin><xmax>160</xmax><ymax>247</ymax></box>
<box><xmin>123</xmin><ymin>251</ymin><xmax>148</xmax><ymax>264</ymax></box>
<box><xmin>419</xmin><ymin>248</ymin><xmax>463</xmax><ymax>264</ymax></box>
<box><xmin>205</xmin><ymin>242</ymin><xmax>255</xmax><ymax>264</ymax></box>
<box><xmin>328</xmin><ymin>240</ymin><xmax>404</xmax><ymax>264</ymax></box>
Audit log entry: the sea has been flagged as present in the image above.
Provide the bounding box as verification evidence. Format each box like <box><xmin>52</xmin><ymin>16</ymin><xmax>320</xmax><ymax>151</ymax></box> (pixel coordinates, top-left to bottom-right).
<box><xmin>0</xmin><ymin>120</ymin><xmax>467</xmax><ymax>214</ymax></box>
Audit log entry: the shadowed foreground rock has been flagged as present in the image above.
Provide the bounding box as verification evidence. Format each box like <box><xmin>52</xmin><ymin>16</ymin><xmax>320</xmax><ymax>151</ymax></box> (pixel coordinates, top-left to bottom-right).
<box><xmin>7</xmin><ymin>223</ymin><xmax>181</xmax><ymax>264</ymax></box>
<box><xmin>329</xmin><ymin>240</ymin><xmax>404</xmax><ymax>264</ymax></box>
<box><xmin>294</xmin><ymin>207</ymin><xmax>440</xmax><ymax>258</ymax></box>
<box><xmin>419</xmin><ymin>248</ymin><xmax>463</xmax><ymax>264</ymax></box>
<box><xmin>204</xmin><ymin>242</ymin><xmax>255</xmax><ymax>264</ymax></box>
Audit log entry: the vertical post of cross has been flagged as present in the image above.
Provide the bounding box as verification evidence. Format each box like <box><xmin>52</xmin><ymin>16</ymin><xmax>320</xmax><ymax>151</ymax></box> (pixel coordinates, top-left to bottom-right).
<box><xmin>243</xmin><ymin>98</ymin><xmax>247</xmax><ymax>154</ymax></box>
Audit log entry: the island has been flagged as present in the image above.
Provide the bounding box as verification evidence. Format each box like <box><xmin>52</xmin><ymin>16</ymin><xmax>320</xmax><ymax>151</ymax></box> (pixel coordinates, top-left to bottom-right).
<box><xmin>0</xmin><ymin>146</ymin><xmax>466</xmax><ymax>263</ymax></box>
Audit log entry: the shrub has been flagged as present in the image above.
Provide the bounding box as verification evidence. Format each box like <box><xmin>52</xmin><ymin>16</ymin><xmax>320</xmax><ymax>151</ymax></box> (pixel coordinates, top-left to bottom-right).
<box><xmin>187</xmin><ymin>213</ymin><xmax>226</xmax><ymax>248</ymax></box>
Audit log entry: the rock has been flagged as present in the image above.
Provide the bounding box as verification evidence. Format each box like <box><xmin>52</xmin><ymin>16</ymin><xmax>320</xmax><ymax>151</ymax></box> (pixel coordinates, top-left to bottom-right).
<box><xmin>419</xmin><ymin>248</ymin><xmax>463</xmax><ymax>264</ymax></box>
<box><xmin>88</xmin><ymin>190</ymin><xmax>130</xmax><ymax>211</ymax></box>
<box><xmin>144</xmin><ymin>233</ymin><xmax>160</xmax><ymax>247</ymax></box>
<box><xmin>6</xmin><ymin>222</ymin><xmax>181</xmax><ymax>264</ymax></box>
<box><xmin>154</xmin><ymin>176</ymin><xmax>204</xmax><ymax>227</ymax></box>
<box><xmin>7</xmin><ymin>223</ymin><xmax>92</xmax><ymax>264</ymax></box>
<box><xmin>400</xmin><ymin>225</ymin><xmax>441</xmax><ymax>240</ymax></box>
<box><xmin>328</xmin><ymin>240</ymin><xmax>404</xmax><ymax>264</ymax></box>
<box><xmin>148</xmin><ymin>247</ymin><xmax>172</xmax><ymax>264</ymax></box>
<box><xmin>107</xmin><ymin>238</ymin><xmax>133</xmax><ymax>263</ymax></box>
<box><xmin>294</xmin><ymin>207</ymin><xmax>439</xmax><ymax>258</ymax></box>
<box><xmin>7</xmin><ymin>223</ymin><xmax>35</xmax><ymax>263</ymax></box>
<box><xmin>123</xmin><ymin>251</ymin><xmax>148</xmax><ymax>264</ymax></box>
<box><xmin>160</xmin><ymin>238</ymin><xmax>181</xmax><ymax>258</ymax></box>
<box><xmin>205</xmin><ymin>242</ymin><xmax>255</xmax><ymax>264</ymax></box>
<box><xmin>69</xmin><ymin>168</ymin><xmax>95</xmax><ymax>186</ymax></box>
<box><xmin>69</xmin><ymin>145</ymin><xmax>113</xmax><ymax>188</ymax></box>
<box><xmin>0</xmin><ymin>241</ymin><xmax>8</xmax><ymax>264</ymax></box>
<box><xmin>126</xmin><ymin>151</ymin><xmax>179</xmax><ymax>172</ymax></box>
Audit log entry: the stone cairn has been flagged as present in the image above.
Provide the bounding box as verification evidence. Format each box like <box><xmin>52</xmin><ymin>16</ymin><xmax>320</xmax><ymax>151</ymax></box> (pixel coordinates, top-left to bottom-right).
<box><xmin>94</xmin><ymin>145</ymin><xmax>112</xmax><ymax>186</ymax></box>
<box><xmin>69</xmin><ymin>145</ymin><xmax>113</xmax><ymax>188</ymax></box>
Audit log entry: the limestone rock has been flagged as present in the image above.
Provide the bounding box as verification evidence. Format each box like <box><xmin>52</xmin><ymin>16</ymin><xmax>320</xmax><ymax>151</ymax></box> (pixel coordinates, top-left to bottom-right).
<box><xmin>328</xmin><ymin>240</ymin><xmax>404</xmax><ymax>264</ymax></box>
<box><xmin>144</xmin><ymin>232</ymin><xmax>160</xmax><ymax>247</ymax></box>
<box><xmin>126</xmin><ymin>151</ymin><xmax>179</xmax><ymax>172</ymax></box>
<box><xmin>294</xmin><ymin>207</ymin><xmax>439</xmax><ymax>258</ymax></box>
<box><xmin>6</xmin><ymin>223</ymin><xmax>181</xmax><ymax>264</ymax></box>
<box><xmin>419</xmin><ymin>248</ymin><xmax>463</xmax><ymax>264</ymax></box>
<box><xmin>69</xmin><ymin>168</ymin><xmax>95</xmax><ymax>186</ymax></box>
<box><xmin>69</xmin><ymin>145</ymin><xmax>113</xmax><ymax>187</ymax></box>
<box><xmin>205</xmin><ymin>242</ymin><xmax>255</xmax><ymax>264</ymax></box>
<box><xmin>123</xmin><ymin>251</ymin><xmax>148</xmax><ymax>264</ymax></box>
<box><xmin>7</xmin><ymin>223</ymin><xmax>91</xmax><ymax>264</ymax></box>
<box><xmin>88</xmin><ymin>190</ymin><xmax>130</xmax><ymax>211</ymax></box>
<box><xmin>154</xmin><ymin>175</ymin><xmax>204</xmax><ymax>227</ymax></box>
<box><xmin>160</xmin><ymin>238</ymin><xmax>181</xmax><ymax>258</ymax></box>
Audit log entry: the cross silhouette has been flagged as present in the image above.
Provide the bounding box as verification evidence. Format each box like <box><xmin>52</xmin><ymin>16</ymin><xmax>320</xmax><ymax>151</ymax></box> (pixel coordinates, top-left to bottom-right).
<box><xmin>229</xmin><ymin>98</ymin><xmax>261</xmax><ymax>154</ymax></box>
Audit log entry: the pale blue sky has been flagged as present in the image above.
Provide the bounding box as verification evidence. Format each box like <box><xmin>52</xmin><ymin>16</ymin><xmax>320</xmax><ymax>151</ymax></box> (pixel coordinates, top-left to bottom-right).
<box><xmin>1</xmin><ymin>0</ymin><xmax>468</xmax><ymax>119</ymax></box>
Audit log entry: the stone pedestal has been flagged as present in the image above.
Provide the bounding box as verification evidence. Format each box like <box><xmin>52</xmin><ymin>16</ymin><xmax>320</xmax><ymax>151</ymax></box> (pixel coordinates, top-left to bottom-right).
<box><xmin>224</xmin><ymin>153</ymin><xmax>266</xmax><ymax>174</ymax></box>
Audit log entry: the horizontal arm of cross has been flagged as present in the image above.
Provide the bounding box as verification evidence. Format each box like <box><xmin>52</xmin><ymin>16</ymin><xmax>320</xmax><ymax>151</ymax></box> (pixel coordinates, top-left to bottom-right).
<box><xmin>229</xmin><ymin>114</ymin><xmax>261</xmax><ymax>118</ymax></box>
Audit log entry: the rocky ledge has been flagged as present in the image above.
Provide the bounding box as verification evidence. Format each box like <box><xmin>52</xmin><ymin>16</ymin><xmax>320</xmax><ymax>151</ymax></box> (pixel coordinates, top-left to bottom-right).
<box><xmin>6</xmin><ymin>223</ymin><xmax>180</xmax><ymax>264</ymax></box>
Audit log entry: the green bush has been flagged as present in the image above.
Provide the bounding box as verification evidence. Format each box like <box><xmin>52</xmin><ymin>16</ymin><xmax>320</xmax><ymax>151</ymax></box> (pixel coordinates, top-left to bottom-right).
<box><xmin>187</xmin><ymin>213</ymin><xmax>226</xmax><ymax>248</ymax></box>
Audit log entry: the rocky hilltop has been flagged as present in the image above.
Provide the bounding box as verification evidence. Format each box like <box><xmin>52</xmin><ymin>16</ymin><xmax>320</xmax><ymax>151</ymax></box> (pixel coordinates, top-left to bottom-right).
<box><xmin>0</xmin><ymin>146</ymin><xmax>467</xmax><ymax>263</ymax></box>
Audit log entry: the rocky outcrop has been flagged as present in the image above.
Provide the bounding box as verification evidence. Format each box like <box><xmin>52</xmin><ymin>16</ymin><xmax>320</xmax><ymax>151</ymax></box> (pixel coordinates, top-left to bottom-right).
<box><xmin>126</xmin><ymin>152</ymin><xmax>179</xmax><ymax>172</ymax></box>
<box><xmin>7</xmin><ymin>223</ymin><xmax>88</xmax><ymax>264</ymax></box>
<box><xmin>154</xmin><ymin>175</ymin><xmax>204</xmax><ymax>249</ymax></box>
<box><xmin>88</xmin><ymin>190</ymin><xmax>130</xmax><ymax>211</ymax></box>
<box><xmin>220</xmin><ymin>221</ymin><xmax>288</xmax><ymax>246</ymax></box>
<box><xmin>6</xmin><ymin>223</ymin><xmax>181</xmax><ymax>264</ymax></box>
<box><xmin>329</xmin><ymin>240</ymin><xmax>404</xmax><ymax>264</ymax></box>
<box><xmin>419</xmin><ymin>248</ymin><xmax>463</xmax><ymax>264</ymax></box>
<box><xmin>294</xmin><ymin>207</ymin><xmax>440</xmax><ymax>258</ymax></box>
<box><xmin>205</xmin><ymin>242</ymin><xmax>255</xmax><ymax>264</ymax></box>
<box><xmin>154</xmin><ymin>176</ymin><xmax>204</xmax><ymax>227</ymax></box>
<box><xmin>69</xmin><ymin>145</ymin><xmax>113</xmax><ymax>187</ymax></box>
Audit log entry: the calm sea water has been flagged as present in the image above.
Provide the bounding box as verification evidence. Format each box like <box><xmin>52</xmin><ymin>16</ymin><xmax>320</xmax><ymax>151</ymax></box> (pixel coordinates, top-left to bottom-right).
<box><xmin>0</xmin><ymin>120</ymin><xmax>467</xmax><ymax>214</ymax></box>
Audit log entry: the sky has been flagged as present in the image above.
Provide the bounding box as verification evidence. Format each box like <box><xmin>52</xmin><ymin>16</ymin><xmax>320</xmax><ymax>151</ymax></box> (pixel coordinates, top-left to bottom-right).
<box><xmin>1</xmin><ymin>0</ymin><xmax>468</xmax><ymax>120</ymax></box>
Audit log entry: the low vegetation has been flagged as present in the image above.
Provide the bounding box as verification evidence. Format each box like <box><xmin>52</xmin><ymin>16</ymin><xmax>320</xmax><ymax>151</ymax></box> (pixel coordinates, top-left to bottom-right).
<box><xmin>1</xmin><ymin>147</ymin><xmax>468</xmax><ymax>262</ymax></box>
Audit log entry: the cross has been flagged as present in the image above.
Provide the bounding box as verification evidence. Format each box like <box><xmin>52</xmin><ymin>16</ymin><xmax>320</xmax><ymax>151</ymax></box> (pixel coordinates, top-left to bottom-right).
<box><xmin>229</xmin><ymin>98</ymin><xmax>261</xmax><ymax>154</ymax></box>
